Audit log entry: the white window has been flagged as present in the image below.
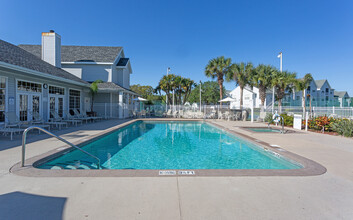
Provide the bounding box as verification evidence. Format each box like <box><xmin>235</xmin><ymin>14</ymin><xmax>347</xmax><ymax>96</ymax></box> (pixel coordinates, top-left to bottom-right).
<box><xmin>69</xmin><ymin>89</ymin><xmax>81</xmax><ymax>113</ymax></box>
<box><xmin>17</xmin><ymin>80</ymin><xmax>42</xmax><ymax>93</ymax></box>
<box><xmin>49</xmin><ymin>86</ymin><xmax>65</xmax><ymax>95</ymax></box>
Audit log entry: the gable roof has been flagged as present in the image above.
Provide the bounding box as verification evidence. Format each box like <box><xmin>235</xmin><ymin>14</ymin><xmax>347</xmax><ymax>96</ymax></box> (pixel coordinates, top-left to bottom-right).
<box><xmin>97</xmin><ymin>82</ymin><xmax>138</xmax><ymax>95</ymax></box>
<box><xmin>18</xmin><ymin>44</ymin><xmax>122</xmax><ymax>63</ymax></box>
<box><xmin>0</xmin><ymin>40</ymin><xmax>88</xmax><ymax>85</ymax></box>
<box><xmin>314</xmin><ymin>79</ymin><xmax>328</xmax><ymax>89</ymax></box>
<box><xmin>334</xmin><ymin>91</ymin><xmax>349</xmax><ymax>98</ymax></box>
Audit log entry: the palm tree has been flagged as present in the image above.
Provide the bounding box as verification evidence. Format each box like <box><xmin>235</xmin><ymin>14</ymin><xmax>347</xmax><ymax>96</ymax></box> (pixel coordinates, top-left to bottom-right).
<box><xmin>271</xmin><ymin>70</ymin><xmax>297</xmax><ymax>113</ymax></box>
<box><xmin>252</xmin><ymin>64</ymin><xmax>276</xmax><ymax>111</ymax></box>
<box><xmin>205</xmin><ymin>56</ymin><xmax>232</xmax><ymax>106</ymax></box>
<box><xmin>226</xmin><ymin>62</ymin><xmax>254</xmax><ymax>109</ymax></box>
<box><xmin>294</xmin><ymin>73</ymin><xmax>313</xmax><ymax>116</ymax></box>
<box><xmin>89</xmin><ymin>79</ymin><xmax>103</xmax><ymax>112</ymax></box>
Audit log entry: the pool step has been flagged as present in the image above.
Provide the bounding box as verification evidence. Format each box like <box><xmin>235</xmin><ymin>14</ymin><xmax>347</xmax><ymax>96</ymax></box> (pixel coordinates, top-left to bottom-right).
<box><xmin>45</xmin><ymin>160</ymin><xmax>98</xmax><ymax>170</ymax></box>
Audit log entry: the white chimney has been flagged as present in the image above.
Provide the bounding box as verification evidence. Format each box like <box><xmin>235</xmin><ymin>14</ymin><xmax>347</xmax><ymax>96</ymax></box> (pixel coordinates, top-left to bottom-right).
<box><xmin>41</xmin><ymin>30</ymin><xmax>61</xmax><ymax>68</ymax></box>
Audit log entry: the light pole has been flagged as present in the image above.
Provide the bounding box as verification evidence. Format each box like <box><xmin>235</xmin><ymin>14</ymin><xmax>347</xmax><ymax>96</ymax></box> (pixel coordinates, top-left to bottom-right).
<box><xmin>272</xmin><ymin>52</ymin><xmax>282</xmax><ymax>114</ymax></box>
<box><xmin>199</xmin><ymin>81</ymin><xmax>202</xmax><ymax>112</ymax></box>
<box><xmin>166</xmin><ymin>67</ymin><xmax>171</xmax><ymax>112</ymax></box>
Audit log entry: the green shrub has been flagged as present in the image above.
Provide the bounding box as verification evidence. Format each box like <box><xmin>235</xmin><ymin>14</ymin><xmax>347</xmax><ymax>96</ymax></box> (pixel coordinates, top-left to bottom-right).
<box><xmin>331</xmin><ymin>119</ymin><xmax>353</xmax><ymax>137</ymax></box>
<box><xmin>264</xmin><ymin>113</ymin><xmax>273</xmax><ymax>122</ymax></box>
<box><xmin>265</xmin><ymin>112</ymin><xmax>293</xmax><ymax>126</ymax></box>
<box><xmin>280</xmin><ymin>113</ymin><xmax>294</xmax><ymax>126</ymax></box>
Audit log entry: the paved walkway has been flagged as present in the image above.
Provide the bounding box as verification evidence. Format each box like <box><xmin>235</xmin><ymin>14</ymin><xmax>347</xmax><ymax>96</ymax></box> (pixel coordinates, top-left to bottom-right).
<box><xmin>0</xmin><ymin>119</ymin><xmax>353</xmax><ymax>219</ymax></box>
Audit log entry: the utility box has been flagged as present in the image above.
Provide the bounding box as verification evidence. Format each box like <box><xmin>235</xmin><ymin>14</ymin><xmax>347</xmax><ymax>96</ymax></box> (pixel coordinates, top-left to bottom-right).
<box><xmin>293</xmin><ymin>114</ymin><xmax>302</xmax><ymax>130</ymax></box>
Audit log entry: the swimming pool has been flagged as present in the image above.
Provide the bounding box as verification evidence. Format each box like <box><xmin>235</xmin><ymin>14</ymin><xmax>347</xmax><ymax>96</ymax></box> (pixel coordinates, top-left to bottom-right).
<box><xmin>37</xmin><ymin>121</ymin><xmax>301</xmax><ymax>170</ymax></box>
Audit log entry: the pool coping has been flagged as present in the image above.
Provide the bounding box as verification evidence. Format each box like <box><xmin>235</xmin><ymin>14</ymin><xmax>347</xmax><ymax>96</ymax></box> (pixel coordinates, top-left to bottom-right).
<box><xmin>10</xmin><ymin>119</ymin><xmax>327</xmax><ymax>177</ymax></box>
<box><xmin>239</xmin><ymin>126</ymin><xmax>299</xmax><ymax>134</ymax></box>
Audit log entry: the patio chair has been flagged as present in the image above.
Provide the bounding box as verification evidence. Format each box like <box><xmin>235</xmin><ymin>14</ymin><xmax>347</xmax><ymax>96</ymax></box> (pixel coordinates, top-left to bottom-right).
<box><xmin>165</xmin><ymin>110</ymin><xmax>172</xmax><ymax>118</ymax></box>
<box><xmin>139</xmin><ymin>110</ymin><xmax>147</xmax><ymax>118</ymax></box>
<box><xmin>48</xmin><ymin>111</ymin><xmax>68</xmax><ymax>130</ymax></box>
<box><xmin>172</xmin><ymin>111</ymin><xmax>179</xmax><ymax>118</ymax></box>
<box><xmin>82</xmin><ymin>110</ymin><xmax>102</xmax><ymax>121</ymax></box>
<box><xmin>72</xmin><ymin>109</ymin><xmax>93</xmax><ymax>123</ymax></box>
<box><xmin>30</xmin><ymin>111</ymin><xmax>51</xmax><ymax>131</ymax></box>
<box><xmin>4</xmin><ymin>112</ymin><xmax>29</xmax><ymax>128</ymax></box>
<box><xmin>64</xmin><ymin>112</ymin><xmax>84</xmax><ymax>127</ymax></box>
<box><xmin>178</xmin><ymin>110</ymin><xmax>184</xmax><ymax>118</ymax></box>
<box><xmin>0</xmin><ymin>126</ymin><xmax>25</xmax><ymax>140</ymax></box>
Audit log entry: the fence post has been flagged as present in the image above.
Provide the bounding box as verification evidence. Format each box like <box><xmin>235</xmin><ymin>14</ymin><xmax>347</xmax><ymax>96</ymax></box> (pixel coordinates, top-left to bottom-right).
<box><xmin>251</xmin><ymin>106</ymin><xmax>254</xmax><ymax>123</ymax></box>
<box><xmin>305</xmin><ymin>112</ymin><xmax>308</xmax><ymax>131</ymax></box>
<box><xmin>333</xmin><ymin>106</ymin><xmax>335</xmax><ymax>114</ymax></box>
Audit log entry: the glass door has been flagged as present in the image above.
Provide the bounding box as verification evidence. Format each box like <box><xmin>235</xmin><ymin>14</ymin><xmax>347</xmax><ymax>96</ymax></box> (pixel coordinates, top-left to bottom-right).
<box><xmin>49</xmin><ymin>95</ymin><xmax>65</xmax><ymax>119</ymax></box>
<box><xmin>17</xmin><ymin>94</ymin><xmax>41</xmax><ymax>121</ymax></box>
<box><xmin>19</xmin><ymin>94</ymin><xmax>28</xmax><ymax>121</ymax></box>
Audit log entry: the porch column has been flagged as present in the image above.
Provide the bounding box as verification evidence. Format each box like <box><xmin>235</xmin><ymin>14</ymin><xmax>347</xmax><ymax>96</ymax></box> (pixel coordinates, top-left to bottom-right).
<box><xmin>110</xmin><ymin>92</ymin><xmax>113</xmax><ymax>118</ymax></box>
<box><xmin>119</xmin><ymin>91</ymin><xmax>124</xmax><ymax>119</ymax></box>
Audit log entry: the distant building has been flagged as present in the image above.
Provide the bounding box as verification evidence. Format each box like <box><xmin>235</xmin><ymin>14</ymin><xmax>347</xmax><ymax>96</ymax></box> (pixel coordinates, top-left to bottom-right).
<box><xmin>228</xmin><ymin>78</ymin><xmax>350</xmax><ymax>108</ymax></box>
<box><xmin>228</xmin><ymin>86</ymin><xmax>273</xmax><ymax>108</ymax></box>
<box><xmin>334</xmin><ymin>91</ymin><xmax>351</xmax><ymax>107</ymax></box>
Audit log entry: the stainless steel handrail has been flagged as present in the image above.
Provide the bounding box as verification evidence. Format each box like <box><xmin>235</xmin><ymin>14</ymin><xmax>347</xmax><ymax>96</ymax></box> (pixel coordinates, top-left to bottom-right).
<box><xmin>21</xmin><ymin>126</ymin><xmax>101</xmax><ymax>169</ymax></box>
<box><xmin>268</xmin><ymin>115</ymin><xmax>285</xmax><ymax>134</ymax></box>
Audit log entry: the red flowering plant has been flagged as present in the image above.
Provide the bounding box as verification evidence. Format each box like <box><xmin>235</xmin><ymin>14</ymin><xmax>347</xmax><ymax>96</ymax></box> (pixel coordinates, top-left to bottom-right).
<box><xmin>303</xmin><ymin>116</ymin><xmax>336</xmax><ymax>132</ymax></box>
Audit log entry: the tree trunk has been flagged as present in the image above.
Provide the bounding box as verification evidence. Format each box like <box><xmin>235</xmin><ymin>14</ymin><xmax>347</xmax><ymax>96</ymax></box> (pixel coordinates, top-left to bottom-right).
<box><xmin>219</xmin><ymin>81</ymin><xmax>223</xmax><ymax>107</ymax></box>
<box><xmin>302</xmin><ymin>89</ymin><xmax>306</xmax><ymax>117</ymax></box>
<box><xmin>259</xmin><ymin>84</ymin><xmax>266</xmax><ymax>111</ymax></box>
<box><xmin>239</xmin><ymin>86</ymin><xmax>244</xmax><ymax>109</ymax></box>
<box><xmin>278</xmin><ymin>98</ymin><xmax>282</xmax><ymax>114</ymax></box>
<box><xmin>91</xmin><ymin>95</ymin><xmax>94</xmax><ymax>112</ymax></box>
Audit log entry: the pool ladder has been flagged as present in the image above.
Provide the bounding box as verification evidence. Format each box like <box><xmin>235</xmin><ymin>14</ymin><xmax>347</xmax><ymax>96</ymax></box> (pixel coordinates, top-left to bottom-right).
<box><xmin>21</xmin><ymin>126</ymin><xmax>101</xmax><ymax>169</ymax></box>
<box><xmin>268</xmin><ymin>115</ymin><xmax>285</xmax><ymax>134</ymax></box>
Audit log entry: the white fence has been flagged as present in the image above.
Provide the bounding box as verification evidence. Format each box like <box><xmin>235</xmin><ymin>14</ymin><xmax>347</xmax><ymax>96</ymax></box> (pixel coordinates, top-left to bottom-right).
<box><xmin>92</xmin><ymin>103</ymin><xmax>134</xmax><ymax>119</ymax></box>
<box><xmin>265</xmin><ymin>106</ymin><xmax>353</xmax><ymax>118</ymax></box>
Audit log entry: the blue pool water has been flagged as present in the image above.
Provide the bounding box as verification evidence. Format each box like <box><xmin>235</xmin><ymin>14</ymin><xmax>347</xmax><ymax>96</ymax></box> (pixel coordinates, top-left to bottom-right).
<box><xmin>38</xmin><ymin>121</ymin><xmax>301</xmax><ymax>170</ymax></box>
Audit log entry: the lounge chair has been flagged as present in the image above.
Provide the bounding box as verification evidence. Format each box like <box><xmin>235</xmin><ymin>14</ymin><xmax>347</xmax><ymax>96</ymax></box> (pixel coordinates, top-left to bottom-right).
<box><xmin>0</xmin><ymin>126</ymin><xmax>25</xmax><ymax>140</ymax></box>
<box><xmin>48</xmin><ymin>111</ymin><xmax>68</xmax><ymax>130</ymax></box>
<box><xmin>73</xmin><ymin>109</ymin><xmax>95</xmax><ymax>123</ymax></box>
<box><xmin>30</xmin><ymin>111</ymin><xmax>51</xmax><ymax>131</ymax></box>
<box><xmin>4</xmin><ymin>112</ymin><xmax>29</xmax><ymax>128</ymax></box>
<box><xmin>63</xmin><ymin>112</ymin><xmax>83</xmax><ymax>127</ymax></box>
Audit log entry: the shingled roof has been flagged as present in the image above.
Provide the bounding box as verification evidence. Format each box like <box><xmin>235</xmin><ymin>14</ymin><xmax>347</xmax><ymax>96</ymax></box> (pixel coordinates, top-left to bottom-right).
<box><xmin>97</xmin><ymin>82</ymin><xmax>138</xmax><ymax>95</ymax></box>
<box><xmin>18</xmin><ymin>44</ymin><xmax>122</xmax><ymax>63</ymax></box>
<box><xmin>0</xmin><ymin>40</ymin><xmax>88</xmax><ymax>85</ymax></box>
<box><xmin>334</xmin><ymin>91</ymin><xmax>349</xmax><ymax>98</ymax></box>
<box><xmin>314</xmin><ymin>79</ymin><xmax>327</xmax><ymax>89</ymax></box>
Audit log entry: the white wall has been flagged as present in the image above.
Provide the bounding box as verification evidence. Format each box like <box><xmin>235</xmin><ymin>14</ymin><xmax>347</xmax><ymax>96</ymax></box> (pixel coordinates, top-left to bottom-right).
<box><xmin>62</xmin><ymin>64</ymin><xmax>111</xmax><ymax>82</ymax></box>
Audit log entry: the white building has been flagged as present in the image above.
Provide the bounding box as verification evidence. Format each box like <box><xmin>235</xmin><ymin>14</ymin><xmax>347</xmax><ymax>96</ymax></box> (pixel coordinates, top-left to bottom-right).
<box><xmin>334</xmin><ymin>91</ymin><xmax>351</xmax><ymax>107</ymax></box>
<box><xmin>228</xmin><ymin>78</ymin><xmax>349</xmax><ymax>109</ymax></box>
<box><xmin>0</xmin><ymin>30</ymin><xmax>137</xmax><ymax>126</ymax></box>
<box><xmin>228</xmin><ymin>86</ymin><xmax>273</xmax><ymax>109</ymax></box>
<box><xmin>19</xmin><ymin>31</ymin><xmax>137</xmax><ymax>119</ymax></box>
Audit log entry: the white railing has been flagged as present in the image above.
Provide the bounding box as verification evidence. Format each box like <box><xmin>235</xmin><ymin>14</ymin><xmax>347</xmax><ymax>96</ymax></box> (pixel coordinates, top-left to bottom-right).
<box><xmin>265</xmin><ymin>106</ymin><xmax>353</xmax><ymax>118</ymax></box>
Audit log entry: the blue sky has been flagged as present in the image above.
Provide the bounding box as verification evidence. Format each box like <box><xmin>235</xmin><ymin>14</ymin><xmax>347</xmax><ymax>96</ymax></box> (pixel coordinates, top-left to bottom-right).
<box><xmin>1</xmin><ymin>0</ymin><xmax>353</xmax><ymax>94</ymax></box>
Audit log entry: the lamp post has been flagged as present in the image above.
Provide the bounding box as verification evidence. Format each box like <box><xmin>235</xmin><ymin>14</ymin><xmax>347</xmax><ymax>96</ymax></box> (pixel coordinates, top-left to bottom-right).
<box><xmin>272</xmin><ymin>52</ymin><xmax>282</xmax><ymax>114</ymax></box>
<box><xmin>166</xmin><ymin>67</ymin><xmax>171</xmax><ymax>112</ymax></box>
<box><xmin>199</xmin><ymin>81</ymin><xmax>202</xmax><ymax>112</ymax></box>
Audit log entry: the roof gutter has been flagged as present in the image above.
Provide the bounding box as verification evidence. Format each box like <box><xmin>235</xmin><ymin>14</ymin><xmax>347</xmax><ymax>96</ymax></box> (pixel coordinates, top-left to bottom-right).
<box><xmin>0</xmin><ymin>61</ymin><xmax>89</xmax><ymax>87</ymax></box>
<box><xmin>62</xmin><ymin>62</ymin><xmax>113</xmax><ymax>65</ymax></box>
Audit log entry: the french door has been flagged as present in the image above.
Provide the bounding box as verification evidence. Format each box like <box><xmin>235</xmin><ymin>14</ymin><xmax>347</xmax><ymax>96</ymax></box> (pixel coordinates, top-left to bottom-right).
<box><xmin>17</xmin><ymin>93</ymin><xmax>41</xmax><ymax>121</ymax></box>
<box><xmin>49</xmin><ymin>95</ymin><xmax>64</xmax><ymax>119</ymax></box>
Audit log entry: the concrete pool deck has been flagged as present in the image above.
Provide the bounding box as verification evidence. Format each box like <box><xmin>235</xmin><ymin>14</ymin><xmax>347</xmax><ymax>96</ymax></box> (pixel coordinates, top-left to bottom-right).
<box><xmin>1</xmin><ymin>119</ymin><xmax>353</xmax><ymax>219</ymax></box>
